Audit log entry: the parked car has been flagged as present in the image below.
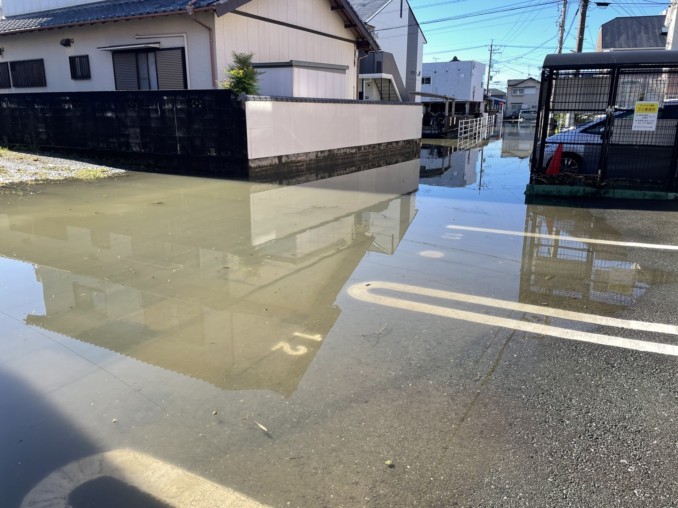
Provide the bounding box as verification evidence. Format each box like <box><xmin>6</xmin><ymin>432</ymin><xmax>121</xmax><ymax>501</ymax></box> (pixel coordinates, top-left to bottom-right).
<box><xmin>519</xmin><ymin>109</ymin><xmax>538</xmax><ymax>122</ymax></box>
<box><xmin>541</xmin><ymin>103</ymin><xmax>678</xmax><ymax>176</ymax></box>
<box><xmin>503</xmin><ymin>111</ymin><xmax>522</xmax><ymax>121</ymax></box>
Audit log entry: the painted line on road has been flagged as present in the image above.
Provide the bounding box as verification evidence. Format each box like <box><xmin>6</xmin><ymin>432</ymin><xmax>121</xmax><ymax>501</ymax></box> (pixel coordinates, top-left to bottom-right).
<box><xmin>446</xmin><ymin>225</ymin><xmax>678</xmax><ymax>251</ymax></box>
<box><xmin>21</xmin><ymin>449</ymin><xmax>269</xmax><ymax>508</ymax></box>
<box><xmin>348</xmin><ymin>281</ymin><xmax>678</xmax><ymax>357</ymax></box>
<box><xmin>353</xmin><ymin>281</ymin><xmax>678</xmax><ymax>335</ymax></box>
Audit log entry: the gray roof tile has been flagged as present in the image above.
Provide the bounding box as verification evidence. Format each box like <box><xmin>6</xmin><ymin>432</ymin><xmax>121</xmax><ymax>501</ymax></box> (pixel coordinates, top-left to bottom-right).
<box><xmin>0</xmin><ymin>0</ymin><xmax>218</xmax><ymax>35</ymax></box>
<box><xmin>346</xmin><ymin>0</ymin><xmax>391</xmax><ymax>22</ymax></box>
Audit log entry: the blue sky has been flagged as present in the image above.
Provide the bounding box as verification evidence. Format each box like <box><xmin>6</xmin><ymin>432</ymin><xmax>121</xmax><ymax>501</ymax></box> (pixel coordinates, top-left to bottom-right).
<box><xmin>405</xmin><ymin>0</ymin><xmax>669</xmax><ymax>89</ymax></box>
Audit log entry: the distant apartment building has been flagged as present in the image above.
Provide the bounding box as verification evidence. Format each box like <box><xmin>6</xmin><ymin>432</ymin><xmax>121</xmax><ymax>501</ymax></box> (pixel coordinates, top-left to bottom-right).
<box><xmin>506</xmin><ymin>78</ymin><xmax>540</xmax><ymax>114</ymax></box>
<box><xmin>596</xmin><ymin>16</ymin><xmax>666</xmax><ymax>52</ymax></box>
<box><xmin>420</xmin><ymin>58</ymin><xmax>486</xmax><ymax>114</ymax></box>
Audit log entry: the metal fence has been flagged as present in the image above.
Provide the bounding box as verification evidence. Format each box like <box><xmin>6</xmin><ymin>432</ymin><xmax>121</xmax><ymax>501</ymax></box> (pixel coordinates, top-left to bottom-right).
<box><xmin>530</xmin><ymin>51</ymin><xmax>678</xmax><ymax>194</ymax></box>
<box><xmin>458</xmin><ymin>114</ymin><xmax>496</xmax><ymax>151</ymax></box>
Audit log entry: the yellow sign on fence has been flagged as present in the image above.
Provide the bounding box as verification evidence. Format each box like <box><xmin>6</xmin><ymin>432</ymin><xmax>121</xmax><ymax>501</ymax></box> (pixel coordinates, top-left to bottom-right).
<box><xmin>632</xmin><ymin>101</ymin><xmax>660</xmax><ymax>131</ymax></box>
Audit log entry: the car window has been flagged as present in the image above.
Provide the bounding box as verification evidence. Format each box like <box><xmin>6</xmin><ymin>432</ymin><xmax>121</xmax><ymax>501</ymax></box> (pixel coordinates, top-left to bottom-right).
<box><xmin>581</xmin><ymin>121</ymin><xmax>606</xmax><ymax>135</ymax></box>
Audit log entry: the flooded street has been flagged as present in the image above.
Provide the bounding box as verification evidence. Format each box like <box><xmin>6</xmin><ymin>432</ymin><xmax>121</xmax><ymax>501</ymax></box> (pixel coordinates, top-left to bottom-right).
<box><xmin>3</xmin><ymin>125</ymin><xmax>678</xmax><ymax>507</ymax></box>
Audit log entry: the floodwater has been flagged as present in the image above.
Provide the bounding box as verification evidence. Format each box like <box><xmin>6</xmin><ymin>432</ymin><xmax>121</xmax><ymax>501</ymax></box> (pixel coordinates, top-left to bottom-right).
<box><xmin>3</xmin><ymin>124</ymin><xmax>678</xmax><ymax>506</ymax></box>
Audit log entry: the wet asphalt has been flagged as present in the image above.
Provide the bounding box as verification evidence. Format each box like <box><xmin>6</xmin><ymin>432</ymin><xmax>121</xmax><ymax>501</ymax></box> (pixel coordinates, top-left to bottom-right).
<box><xmin>2</xmin><ymin>124</ymin><xmax>678</xmax><ymax>507</ymax></box>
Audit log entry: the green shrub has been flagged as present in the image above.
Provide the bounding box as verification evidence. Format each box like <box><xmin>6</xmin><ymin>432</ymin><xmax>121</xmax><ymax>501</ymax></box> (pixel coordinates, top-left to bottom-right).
<box><xmin>220</xmin><ymin>52</ymin><xmax>261</xmax><ymax>95</ymax></box>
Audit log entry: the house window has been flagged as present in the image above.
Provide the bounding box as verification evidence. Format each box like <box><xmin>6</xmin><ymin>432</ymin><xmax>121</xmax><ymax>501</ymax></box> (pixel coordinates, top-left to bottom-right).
<box><xmin>10</xmin><ymin>59</ymin><xmax>46</xmax><ymax>88</ymax></box>
<box><xmin>512</xmin><ymin>88</ymin><xmax>524</xmax><ymax>95</ymax></box>
<box><xmin>69</xmin><ymin>55</ymin><xmax>91</xmax><ymax>80</ymax></box>
<box><xmin>422</xmin><ymin>76</ymin><xmax>431</xmax><ymax>85</ymax></box>
<box><xmin>112</xmin><ymin>48</ymin><xmax>186</xmax><ymax>91</ymax></box>
<box><xmin>0</xmin><ymin>62</ymin><xmax>10</xmax><ymax>89</ymax></box>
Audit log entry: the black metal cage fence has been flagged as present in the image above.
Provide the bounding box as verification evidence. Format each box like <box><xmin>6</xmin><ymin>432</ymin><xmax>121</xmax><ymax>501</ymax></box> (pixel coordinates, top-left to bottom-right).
<box><xmin>530</xmin><ymin>51</ymin><xmax>678</xmax><ymax>194</ymax></box>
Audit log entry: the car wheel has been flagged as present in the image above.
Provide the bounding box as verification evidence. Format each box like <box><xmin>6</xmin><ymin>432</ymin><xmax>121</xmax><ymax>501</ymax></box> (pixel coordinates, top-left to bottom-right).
<box><xmin>560</xmin><ymin>153</ymin><xmax>582</xmax><ymax>173</ymax></box>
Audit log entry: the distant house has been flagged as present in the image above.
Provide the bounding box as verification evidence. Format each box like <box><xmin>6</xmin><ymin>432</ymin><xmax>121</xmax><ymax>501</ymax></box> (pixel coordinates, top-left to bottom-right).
<box><xmin>596</xmin><ymin>16</ymin><xmax>666</xmax><ymax>52</ymax></box>
<box><xmin>349</xmin><ymin>0</ymin><xmax>426</xmax><ymax>102</ymax></box>
<box><xmin>420</xmin><ymin>58</ymin><xmax>486</xmax><ymax>114</ymax></box>
<box><xmin>0</xmin><ymin>0</ymin><xmax>378</xmax><ymax>99</ymax></box>
<box><xmin>506</xmin><ymin>77</ymin><xmax>540</xmax><ymax>115</ymax></box>
<box><xmin>487</xmin><ymin>87</ymin><xmax>506</xmax><ymax>114</ymax></box>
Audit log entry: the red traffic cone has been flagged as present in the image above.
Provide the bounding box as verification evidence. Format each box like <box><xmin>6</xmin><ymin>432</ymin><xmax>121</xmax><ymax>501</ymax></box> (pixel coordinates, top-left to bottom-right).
<box><xmin>545</xmin><ymin>143</ymin><xmax>563</xmax><ymax>176</ymax></box>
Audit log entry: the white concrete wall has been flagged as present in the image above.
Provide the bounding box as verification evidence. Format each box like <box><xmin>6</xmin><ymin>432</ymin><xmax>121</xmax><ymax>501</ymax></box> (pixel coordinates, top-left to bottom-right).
<box><xmin>245</xmin><ymin>100</ymin><xmax>422</xmax><ymax>159</ymax></box>
<box><xmin>0</xmin><ymin>13</ymin><xmax>214</xmax><ymax>92</ymax></box>
<box><xmin>292</xmin><ymin>68</ymin><xmax>346</xmax><ymax>98</ymax></box>
<box><xmin>214</xmin><ymin>0</ymin><xmax>359</xmax><ymax>99</ymax></box>
<box><xmin>257</xmin><ymin>68</ymin><xmax>294</xmax><ymax>97</ymax></box>
<box><xmin>4</xmin><ymin>0</ymin><xmax>100</xmax><ymax>17</ymax></box>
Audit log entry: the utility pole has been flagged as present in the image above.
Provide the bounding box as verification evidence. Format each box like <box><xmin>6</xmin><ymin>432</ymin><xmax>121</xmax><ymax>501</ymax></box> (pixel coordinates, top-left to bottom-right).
<box><xmin>575</xmin><ymin>0</ymin><xmax>589</xmax><ymax>52</ymax></box>
<box><xmin>557</xmin><ymin>0</ymin><xmax>568</xmax><ymax>53</ymax></box>
<box><xmin>486</xmin><ymin>39</ymin><xmax>494</xmax><ymax>97</ymax></box>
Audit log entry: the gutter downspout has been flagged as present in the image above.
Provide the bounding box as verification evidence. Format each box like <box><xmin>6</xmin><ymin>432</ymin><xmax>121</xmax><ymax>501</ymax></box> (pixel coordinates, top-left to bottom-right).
<box><xmin>190</xmin><ymin>14</ymin><xmax>218</xmax><ymax>88</ymax></box>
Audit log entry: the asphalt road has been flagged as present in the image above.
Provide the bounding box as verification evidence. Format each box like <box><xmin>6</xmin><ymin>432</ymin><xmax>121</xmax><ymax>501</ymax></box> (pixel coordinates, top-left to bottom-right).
<box><xmin>2</xmin><ymin>131</ymin><xmax>678</xmax><ymax>507</ymax></box>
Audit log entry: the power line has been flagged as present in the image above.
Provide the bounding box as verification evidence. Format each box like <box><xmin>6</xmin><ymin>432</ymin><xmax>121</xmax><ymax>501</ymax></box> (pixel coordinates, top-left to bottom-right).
<box><xmin>374</xmin><ymin>1</ymin><xmax>561</xmax><ymax>32</ymax></box>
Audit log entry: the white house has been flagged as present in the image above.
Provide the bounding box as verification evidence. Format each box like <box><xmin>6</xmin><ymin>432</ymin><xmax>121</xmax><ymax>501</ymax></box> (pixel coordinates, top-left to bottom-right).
<box><xmin>420</xmin><ymin>58</ymin><xmax>486</xmax><ymax>114</ymax></box>
<box><xmin>0</xmin><ymin>0</ymin><xmax>378</xmax><ymax>99</ymax></box>
<box><xmin>349</xmin><ymin>0</ymin><xmax>426</xmax><ymax>102</ymax></box>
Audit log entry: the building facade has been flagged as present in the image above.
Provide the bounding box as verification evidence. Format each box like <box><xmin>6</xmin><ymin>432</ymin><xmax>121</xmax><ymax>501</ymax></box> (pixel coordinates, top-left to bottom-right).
<box><xmin>506</xmin><ymin>77</ymin><xmax>540</xmax><ymax>115</ymax></box>
<box><xmin>350</xmin><ymin>0</ymin><xmax>425</xmax><ymax>102</ymax></box>
<box><xmin>0</xmin><ymin>0</ymin><xmax>377</xmax><ymax>99</ymax></box>
<box><xmin>420</xmin><ymin>58</ymin><xmax>486</xmax><ymax>114</ymax></box>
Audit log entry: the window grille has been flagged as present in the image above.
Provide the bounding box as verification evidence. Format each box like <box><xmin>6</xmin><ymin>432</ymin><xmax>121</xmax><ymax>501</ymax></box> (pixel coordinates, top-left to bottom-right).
<box><xmin>0</xmin><ymin>62</ymin><xmax>10</xmax><ymax>89</ymax></box>
<box><xmin>10</xmin><ymin>59</ymin><xmax>46</xmax><ymax>88</ymax></box>
<box><xmin>69</xmin><ymin>55</ymin><xmax>91</xmax><ymax>80</ymax></box>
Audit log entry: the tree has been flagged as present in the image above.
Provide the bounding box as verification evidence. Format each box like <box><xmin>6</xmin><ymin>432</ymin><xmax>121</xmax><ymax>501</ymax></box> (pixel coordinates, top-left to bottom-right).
<box><xmin>220</xmin><ymin>52</ymin><xmax>261</xmax><ymax>95</ymax></box>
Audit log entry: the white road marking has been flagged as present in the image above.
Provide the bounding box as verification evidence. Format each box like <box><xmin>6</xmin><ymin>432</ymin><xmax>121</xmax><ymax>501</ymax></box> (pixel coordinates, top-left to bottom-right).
<box><xmin>446</xmin><ymin>224</ymin><xmax>678</xmax><ymax>251</ymax></box>
<box><xmin>348</xmin><ymin>282</ymin><xmax>678</xmax><ymax>357</ymax></box>
<box><xmin>21</xmin><ymin>449</ymin><xmax>269</xmax><ymax>508</ymax></box>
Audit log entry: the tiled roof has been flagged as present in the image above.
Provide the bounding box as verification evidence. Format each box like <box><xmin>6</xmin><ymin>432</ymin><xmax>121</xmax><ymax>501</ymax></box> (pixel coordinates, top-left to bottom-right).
<box><xmin>0</xmin><ymin>0</ymin><xmax>218</xmax><ymax>35</ymax></box>
<box><xmin>0</xmin><ymin>0</ymin><xmax>378</xmax><ymax>52</ymax></box>
<box><xmin>347</xmin><ymin>0</ymin><xmax>391</xmax><ymax>23</ymax></box>
<box><xmin>599</xmin><ymin>15</ymin><xmax>665</xmax><ymax>50</ymax></box>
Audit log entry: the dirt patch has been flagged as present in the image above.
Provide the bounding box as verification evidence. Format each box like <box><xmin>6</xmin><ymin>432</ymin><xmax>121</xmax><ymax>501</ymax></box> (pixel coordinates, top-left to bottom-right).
<box><xmin>0</xmin><ymin>147</ymin><xmax>126</xmax><ymax>188</ymax></box>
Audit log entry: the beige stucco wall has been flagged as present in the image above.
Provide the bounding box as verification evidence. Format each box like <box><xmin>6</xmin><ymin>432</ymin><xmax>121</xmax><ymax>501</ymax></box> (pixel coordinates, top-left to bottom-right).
<box><xmin>214</xmin><ymin>0</ymin><xmax>359</xmax><ymax>99</ymax></box>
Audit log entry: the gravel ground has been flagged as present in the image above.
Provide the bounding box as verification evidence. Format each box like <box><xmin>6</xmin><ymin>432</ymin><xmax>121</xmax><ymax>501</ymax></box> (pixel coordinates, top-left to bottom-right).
<box><xmin>0</xmin><ymin>147</ymin><xmax>126</xmax><ymax>187</ymax></box>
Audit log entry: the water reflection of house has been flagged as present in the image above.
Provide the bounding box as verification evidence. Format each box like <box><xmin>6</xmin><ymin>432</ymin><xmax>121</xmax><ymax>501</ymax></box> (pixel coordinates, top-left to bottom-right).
<box><xmin>501</xmin><ymin>123</ymin><xmax>534</xmax><ymax>159</ymax></box>
<box><xmin>1</xmin><ymin>161</ymin><xmax>419</xmax><ymax>396</ymax></box>
<box><xmin>519</xmin><ymin>206</ymin><xmax>677</xmax><ymax>312</ymax></box>
<box><xmin>420</xmin><ymin>144</ymin><xmax>478</xmax><ymax>187</ymax></box>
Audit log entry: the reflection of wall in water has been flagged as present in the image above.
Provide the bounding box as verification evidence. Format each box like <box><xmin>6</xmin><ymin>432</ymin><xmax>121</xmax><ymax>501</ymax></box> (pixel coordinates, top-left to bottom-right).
<box><xmin>420</xmin><ymin>147</ymin><xmax>478</xmax><ymax>188</ymax></box>
<box><xmin>501</xmin><ymin>123</ymin><xmax>534</xmax><ymax>159</ymax></box>
<box><xmin>1</xmin><ymin>162</ymin><xmax>419</xmax><ymax>396</ymax></box>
